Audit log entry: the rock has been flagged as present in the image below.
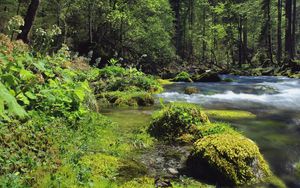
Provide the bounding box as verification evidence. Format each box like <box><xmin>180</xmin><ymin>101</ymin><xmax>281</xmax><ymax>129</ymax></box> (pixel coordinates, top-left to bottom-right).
<box><xmin>148</xmin><ymin>102</ymin><xmax>210</xmax><ymax>142</ymax></box>
<box><xmin>172</xmin><ymin>71</ymin><xmax>193</xmax><ymax>82</ymax></box>
<box><xmin>184</xmin><ymin>87</ymin><xmax>199</xmax><ymax>95</ymax></box>
<box><xmin>167</xmin><ymin>168</ymin><xmax>179</xmax><ymax>175</ymax></box>
<box><xmin>192</xmin><ymin>72</ymin><xmax>222</xmax><ymax>82</ymax></box>
<box><xmin>155</xmin><ymin>177</ymin><xmax>172</xmax><ymax>188</ymax></box>
<box><xmin>187</xmin><ymin>134</ymin><xmax>281</xmax><ymax>186</ymax></box>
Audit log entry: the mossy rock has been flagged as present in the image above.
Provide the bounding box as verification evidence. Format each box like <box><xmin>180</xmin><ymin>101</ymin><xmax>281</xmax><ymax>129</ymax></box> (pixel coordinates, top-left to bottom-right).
<box><xmin>184</xmin><ymin>87</ymin><xmax>199</xmax><ymax>95</ymax></box>
<box><xmin>173</xmin><ymin>71</ymin><xmax>193</xmax><ymax>82</ymax></box>
<box><xmin>148</xmin><ymin>102</ymin><xmax>210</xmax><ymax>141</ymax></box>
<box><xmin>192</xmin><ymin>72</ymin><xmax>221</xmax><ymax>82</ymax></box>
<box><xmin>187</xmin><ymin>134</ymin><xmax>283</xmax><ymax>186</ymax></box>
<box><xmin>205</xmin><ymin>110</ymin><xmax>256</xmax><ymax>121</ymax></box>
<box><xmin>97</xmin><ymin>91</ymin><xmax>154</xmax><ymax>107</ymax></box>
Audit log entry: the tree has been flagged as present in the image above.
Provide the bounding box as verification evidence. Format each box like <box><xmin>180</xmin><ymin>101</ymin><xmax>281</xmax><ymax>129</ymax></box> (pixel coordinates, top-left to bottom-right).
<box><xmin>17</xmin><ymin>0</ymin><xmax>40</xmax><ymax>43</ymax></box>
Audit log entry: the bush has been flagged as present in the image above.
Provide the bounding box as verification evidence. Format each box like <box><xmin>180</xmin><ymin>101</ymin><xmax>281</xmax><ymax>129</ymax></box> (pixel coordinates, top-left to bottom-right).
<box><xmin>96</xmin><ymin>65</ymin><xmax>163</xmax><ymax>93</ymax></box>
<box><xmin>187</xmin><ymin>134</ymin><xmax>282</xmax><ymax>186</ymax></box>
<box><xmin>148</xmin><ymin>102</ymin><xmax>210</xmax><ymax>141</ymax></box>
<box><xmin>173</xmin><ymin>71</ymin><xmax>192</xmax><ymax>82</ymax></box>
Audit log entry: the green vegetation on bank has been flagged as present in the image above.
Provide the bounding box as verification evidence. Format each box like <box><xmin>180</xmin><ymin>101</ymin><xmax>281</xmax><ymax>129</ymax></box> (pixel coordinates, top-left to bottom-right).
<box><xmin>0</xmin><ymin>34</ymin><xmax>160</xmax><ymax>187</ymax></box>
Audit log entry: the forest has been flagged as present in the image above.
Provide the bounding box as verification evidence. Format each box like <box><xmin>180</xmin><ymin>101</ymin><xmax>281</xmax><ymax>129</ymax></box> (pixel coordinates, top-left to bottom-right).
<box><xmin>0</xmin><ymin>0</ymin><xmax>299</xmax><ymax>187</ymax></box>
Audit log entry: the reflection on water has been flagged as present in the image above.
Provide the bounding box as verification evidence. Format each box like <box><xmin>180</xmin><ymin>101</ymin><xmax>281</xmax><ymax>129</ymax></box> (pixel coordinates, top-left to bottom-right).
<box><xmin>158</xmin><ymin>75</ymin><xmax>300</xmax><ymax>187</ymax></box>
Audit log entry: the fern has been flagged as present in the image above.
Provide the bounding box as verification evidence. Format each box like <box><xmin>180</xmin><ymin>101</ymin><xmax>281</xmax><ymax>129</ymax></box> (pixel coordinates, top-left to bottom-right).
<box><xmin>0</xmin><ymin>82</ymin><xmax>27</xmax><ymax>120</ymax></box>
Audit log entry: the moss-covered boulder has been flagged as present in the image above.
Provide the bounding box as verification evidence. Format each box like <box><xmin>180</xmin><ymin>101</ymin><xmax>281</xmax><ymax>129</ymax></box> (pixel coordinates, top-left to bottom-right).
<box><xmin>173</xmin><ymin>71</ymin><xmax>193</xmax><ymax>82</ymax></box>
<box><xmin>192</xmin><ymin>72</ymin><xmax>221</xmax><ymax>82</ymax></box>
<box><xmin>187</xmin><ymin>134</ymin><xmax>281</xmax><ymax>186</ymax></box>
<box><xmin>148</xmin><ymin>102</ymin><xmax>210</xmax><ymax>141</ymax></box>
<box><xmin>184</xmin><ymin>87</ymin><xmax>199</xmax><ymax>95</ymax></box>
<box><xmin>97</xmin><ymin>91</ymin><xmax>154</xmax><ymax>107</ymax></box>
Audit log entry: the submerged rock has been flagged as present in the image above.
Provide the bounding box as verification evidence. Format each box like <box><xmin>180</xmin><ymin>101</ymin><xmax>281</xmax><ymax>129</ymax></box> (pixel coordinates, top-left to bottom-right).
<box><xmin>184</xmin><ymin>87</ymin><xmax>199</xmax><ymax>95</ymax></box>
<box><xmin>192</xmin><ymin>71</ymin><xmax>222</xmax><ymax>82</ymax></box>
<box><xmin>187</xmin><ymin>134</ymin><xmax>285</xmax><ymax>187</ymax></box>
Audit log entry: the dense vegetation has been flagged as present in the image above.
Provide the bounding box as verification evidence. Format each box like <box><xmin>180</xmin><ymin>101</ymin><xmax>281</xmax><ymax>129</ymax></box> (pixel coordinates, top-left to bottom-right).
<box><xmin>0</xmin><ymin>0</ymin><xmax>299</xmax><ymax>187</ymax></box>
<box><xmin>0</xmin><ymin>0</ymin><xmax>299</xmax><ymax>75</ymax></box>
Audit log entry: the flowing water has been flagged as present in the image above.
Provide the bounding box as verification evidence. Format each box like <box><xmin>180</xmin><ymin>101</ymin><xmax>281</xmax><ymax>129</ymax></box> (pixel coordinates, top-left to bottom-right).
<box><xmin>103</xmin><ymin>75</ymin><xmax>300</xmax><ymax>187</ymax></box>
<box><xmin>158</xmin><ymin>75</ymin><xmax>300</xmax><ymax>187</ymax></box>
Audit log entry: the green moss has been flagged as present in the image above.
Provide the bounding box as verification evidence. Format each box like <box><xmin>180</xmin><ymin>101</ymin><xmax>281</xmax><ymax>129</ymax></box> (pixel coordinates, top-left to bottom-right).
<box><xmin>192</xmin><ymin>72</ymin><xmax>221</xmax><ymax>82</ymax></box>
<box><xmin>184</xmin><ymin>87</ymin><xmax>199</xmax><ymax>95</ymax></box>
<box><xmin>148</xmin><ymin>102</ymin><xmax>210</xmax><ymax>141</ymax></box>
<box><xmin>121</xmin><ymin>177</ymin><xmax>154</xmax><ymax>188</ymax></box>
<box><xmin>79</xmin><ymin>154</ymin><xmax>120</xmax><ymax>180</ymax></box>
<box><xmin>157</xmin><ymin>79</ymin><xmax>174</xmax><ymax>85</ymax></box>
<box><xmin>205</xmin><ymin>109</ymin><xmax>256</xmax><ymax>120</ymax></box>
<box><xmin>199</xmin><ymin>122</ymin><xmax>239</xmax><ymax>137</ymax></box>
<box><xmin>173</xmin><ymin>71</ymin><xmax>193</xmax><ymax>82</ymax></box>
<box><xmin>97</xmin><ymin>91</ymin><xmax>155</xmax><ymax>107</ymax></box>
<box><xmin>188</xmin><ymin>134</ymin><xmax>278</xmax><ymax>186</ymax></box>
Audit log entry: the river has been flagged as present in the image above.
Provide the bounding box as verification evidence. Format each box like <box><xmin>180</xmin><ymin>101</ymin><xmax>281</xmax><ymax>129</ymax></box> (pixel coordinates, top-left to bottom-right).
<box><xmin>103</xmin><ymin>75</ymin><xmax>300</xmax><ymax>187</ymax></box>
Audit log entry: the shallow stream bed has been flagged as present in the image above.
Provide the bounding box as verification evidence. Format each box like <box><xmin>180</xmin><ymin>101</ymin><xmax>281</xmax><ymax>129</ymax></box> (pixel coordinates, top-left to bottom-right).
<box><xmin>103</xmin><ymin>75</ymin><xmax>300</xmax><ymax>187</ymax></box>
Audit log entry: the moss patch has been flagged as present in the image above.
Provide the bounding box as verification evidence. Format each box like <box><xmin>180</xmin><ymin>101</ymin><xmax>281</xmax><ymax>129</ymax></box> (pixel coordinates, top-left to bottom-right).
<box><xmin>205</xmin><ymin>109</ymin><xmax>256</xmax><ymax>121</ymax></box>
<box><xmin>173</xmin><ymin>71</ymin><xmax>193</xmax><ymax>82</ymax></box>
<box><xmin>97</xmin><ymin>91</ymin><xmax>155</xmax><ymax>107</ymax></box>
<box><xmin>157</xmin><ymin>79</ymin><xmax>174</xmax><ymax>85</ymax></box>
<box><xmin>188</xmin><ymin>134</ymin><xmax>280</xmax><ymax>186</ymax></box>
<box><xmin>148</xmin><ymin>102</ymin><xmax>210</xmax><ymax>142</ymax></box>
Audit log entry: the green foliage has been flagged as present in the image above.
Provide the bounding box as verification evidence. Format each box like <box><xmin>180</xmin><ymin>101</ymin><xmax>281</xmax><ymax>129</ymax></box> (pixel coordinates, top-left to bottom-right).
<box><xmin>95</xmin><ymin>65</ymin><xmax>163</xmax><ymax>94</ymax></box>
<box><xmin>148</xmin><ymin>102</ymin><xmax>210</xmax><ymax>141</ymax></box>
<box><xmin>173</xmin><ymin>71</ymin><xmax>193</xmax><ymax>82</ymax></box>
<box><xmin>188</xmin><ymin>134</ymin><xmax>273</xmax><ymax>186</ymax></box>
<box><xmin>0</xmin><ymin>35</ymin><xmax>94</xmax><ymax>123</ymax></box>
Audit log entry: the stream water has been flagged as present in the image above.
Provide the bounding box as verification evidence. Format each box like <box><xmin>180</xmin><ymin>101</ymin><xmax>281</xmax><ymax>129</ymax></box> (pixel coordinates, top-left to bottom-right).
<box><xmin>104</xmin><ymin>75</ymin><xmax>300</xmax><ymax>187</ymax></box>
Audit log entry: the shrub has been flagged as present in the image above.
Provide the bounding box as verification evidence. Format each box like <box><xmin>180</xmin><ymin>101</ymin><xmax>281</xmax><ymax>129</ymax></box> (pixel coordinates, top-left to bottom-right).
<box><xmin>187</xmin><ymin>134</ymin><xmax>280</xmax><ymax>186</ymax></box>
<box><xmin>148</xmin><ymin>102</ymin><xmax>210</xmax><ymax>141</ymax></box>
<box><xmin>96</xmin><ymin>65</ymin><xmax>163</xmax><ymax>93</ymax></box>
<box><xmin>173</xmin><ymin>71</ymin><xmax>192</xmax><ymax>82</ymax></box>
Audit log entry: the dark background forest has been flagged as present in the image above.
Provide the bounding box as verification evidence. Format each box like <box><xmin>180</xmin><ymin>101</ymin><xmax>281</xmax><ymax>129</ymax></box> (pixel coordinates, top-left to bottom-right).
<box><xmin>0</xmin><ymin>0</ymin><xmax>299</xmax><ymax>75</ymax></box>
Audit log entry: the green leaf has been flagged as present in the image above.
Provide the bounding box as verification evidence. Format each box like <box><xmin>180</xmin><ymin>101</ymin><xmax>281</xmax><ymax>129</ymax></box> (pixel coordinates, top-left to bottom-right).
<box><xmin>25</xmin><ymin>91</ymin><xmax>37</xmax><ymax>100</ymax></box>
<box><xmin>0</xmin><ymin>82</ymin><xmax>27</xmax><ymax>119</ymax></box>
<box><xmin>74</xmin><ymin>89</ymin><xmax>85</xmax><ymax>102</ymax></box>
<box><xmin>16</xmin><ymin>93</ymin><xmax>30</xmax><ymax>105</ymax></box>
<box><xmin>20</xmin><ymin>69</ymin><xmax>35</xmax><ymax>81</ymax></box>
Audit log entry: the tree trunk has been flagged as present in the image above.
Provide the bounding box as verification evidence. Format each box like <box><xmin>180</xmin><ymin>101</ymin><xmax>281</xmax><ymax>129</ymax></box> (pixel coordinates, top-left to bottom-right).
<box><xmin>267</xmin><ymin>0</ymin><xmax>273</xmax><ymax>64</ymax></box>
<box><xmin>238</xmin><ymin>17</ymin><xmax>243</xmax><ymax>68</ymax></box>
<box><xmin>202</xmin><ymin>5</ymin><xmax>206</xmax><ymax>62</ymax></box>
<box><xmin>285</xmin><ymin>0</ymin><xmax>293</xmax><ymax>60</ymax></box>
<box><xmin>292</xmin><ymin>0</ymin><xmax>297</xmax><ymax>57</ymax></box>
<box><xmin>17</xmin><ymin>0</ymin><xmax>40</xmax><ymax>43</ymax></box>
<box><xmin>277</xmin><ymin>0</ymin><xmax>282</xmax><ymax>64</ymax></box>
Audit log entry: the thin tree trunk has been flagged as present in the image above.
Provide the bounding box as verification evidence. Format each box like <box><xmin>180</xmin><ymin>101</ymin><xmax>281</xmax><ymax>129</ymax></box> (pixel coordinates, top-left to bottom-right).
<box><xmin>202</xmin><ymin>5</ymin><xmax>206</xmax><ymax>62</ymax></box>
<box><xmin>292</xmin><ymin>0</ymin><xmax>297</xmax><ymax>58</ymax></box>
<box><xmin>277</xmin><ymin>0</ymin><xmax>282</xmax><ymax>64</ymax></box>
<box><xmin>17</xmin><ymin>0</ymin><xmax>40</xmax><ymax>43</ymax></box>
<box><xmin>285</xmin><ymin>0</ymin><xmax>293</xmax><ymax>60</ymax></box>
<box><xmin>267</xmin><ymin>1</ymin><xmax>273</xmax><ymax>64</ymax></box>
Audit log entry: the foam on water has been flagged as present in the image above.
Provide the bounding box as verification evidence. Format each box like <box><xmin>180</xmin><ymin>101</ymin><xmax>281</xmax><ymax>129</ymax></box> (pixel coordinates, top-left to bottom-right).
<box><xmin>158</xmin><ymin>76</ymin><xmax>300</xmax><ymax>111</ymax></box>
